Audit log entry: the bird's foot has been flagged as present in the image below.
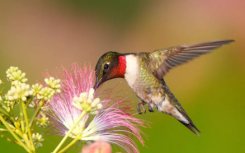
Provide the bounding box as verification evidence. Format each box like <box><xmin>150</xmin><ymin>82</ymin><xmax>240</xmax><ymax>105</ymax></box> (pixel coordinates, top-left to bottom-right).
<box><xmin>148</xmin><ymin>105</ymin><xmax>154</xmax><ymax>112</ymax></box>
<box><xmin>137</xmin><ymin>102</ymin><xmax>146</xmax><ymax>114</ymax></box>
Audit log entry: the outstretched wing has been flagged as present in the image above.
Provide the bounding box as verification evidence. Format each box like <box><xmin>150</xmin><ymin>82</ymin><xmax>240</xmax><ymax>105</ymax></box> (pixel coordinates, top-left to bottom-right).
<box><xmin>148</xmin><ymin>40</ymin><xmax>234</xmax><ymax>79</ymax></box>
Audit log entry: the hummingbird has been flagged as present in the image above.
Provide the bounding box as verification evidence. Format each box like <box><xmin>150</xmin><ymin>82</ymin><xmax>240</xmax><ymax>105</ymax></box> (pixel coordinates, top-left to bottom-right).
<box><xmin>94</xmin><ymin>40</ymin><xmax>234</xmax><ymax>135</ymax></box>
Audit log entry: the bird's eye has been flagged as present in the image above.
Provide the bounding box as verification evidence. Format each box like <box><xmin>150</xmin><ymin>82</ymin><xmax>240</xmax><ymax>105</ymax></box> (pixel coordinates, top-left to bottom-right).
<box><xmin>104</xmin><ymin>63</ymin><xmax>109</xmax><ymax>69</ymax></box>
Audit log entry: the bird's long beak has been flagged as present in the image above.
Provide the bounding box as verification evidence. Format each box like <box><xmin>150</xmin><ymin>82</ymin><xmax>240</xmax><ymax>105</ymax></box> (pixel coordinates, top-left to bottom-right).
<box><xmin>93</xmin><ymin>78</ymin><xmax>102</xmax><ymax>90</ymax></box>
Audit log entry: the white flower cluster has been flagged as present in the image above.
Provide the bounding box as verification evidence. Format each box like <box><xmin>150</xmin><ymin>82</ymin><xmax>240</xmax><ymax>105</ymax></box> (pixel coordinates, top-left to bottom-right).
<box><xmin>38</xmin><ymin>87</ymin><xmax>55</xmax><ymax>102</ymax></box>
<box><xmin>31</xmin><ymin>84</ymin><xmax>43</xmax><ymax>99</ymax></box>
<box><xmin>72</xmin><ymin>88</ymin><xmax>102</xmax><ymax>114</ymax></box>
<box><xmin>36</xmin><ymin>113</ymin><xmax>49</xmax><ymax>128</ymax></box>
<box><xmin>44</xmin><ymin>77</ymin><xmax>61</xmax><ymax>93</ymax></box>
<box><xmin>6</xmin><ymin>81</ymin><xmax>33</xmax><ymax>101</ymax></box>
<box><xmin>4</xmin><ymin>68</ymin><xmax>61</xmax><ymax>104</ymax></box>
<box><xmin>32</xmin><ymin>133</ymin><xmax>44</xmax><ymax>148</ymax></box>
<box><xmin>6</xmin><ymin>66</ymin><xmax>27</xmax><ymax>83</ymax></box>
<box><xmin>30</xmin><ymin>77</ymin><xmax>61</xmax><ymax>102</ymax></box>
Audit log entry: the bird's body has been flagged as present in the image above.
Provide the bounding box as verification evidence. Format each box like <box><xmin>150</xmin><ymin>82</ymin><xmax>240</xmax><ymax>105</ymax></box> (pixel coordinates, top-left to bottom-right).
<box><xmin>94</xmin><ymin>40</ymin><xmax>234</xmax><ymax>135</ymax></box>
<box><xmin>124</xmin><ymin>53</ymin><xmax>200</xmax><ymax>134</ymax></box>
<box><xmin>125</xmin><ymin>53</ymin><xmax>165</xmax><ymax>111</ymax></box>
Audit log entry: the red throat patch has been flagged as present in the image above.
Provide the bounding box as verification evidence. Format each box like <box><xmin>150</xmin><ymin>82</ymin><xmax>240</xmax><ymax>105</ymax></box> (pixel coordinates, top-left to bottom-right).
<box><xmin>117</xmin><ymin>56</ymin><xmax>126</xmax><ymax>77</ymax></box>
<box><xmin>109</xmin><ymin>56</ymin><xmax>126</xmax><ymax>79</ymax></box>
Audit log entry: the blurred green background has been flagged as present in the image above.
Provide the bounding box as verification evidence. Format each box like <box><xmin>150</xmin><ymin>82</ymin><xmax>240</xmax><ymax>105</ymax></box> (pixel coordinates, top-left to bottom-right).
<box><xmin>0</xmin><ymin>0</ymin><xmax>244</xmax><ymax>153</ymax></box>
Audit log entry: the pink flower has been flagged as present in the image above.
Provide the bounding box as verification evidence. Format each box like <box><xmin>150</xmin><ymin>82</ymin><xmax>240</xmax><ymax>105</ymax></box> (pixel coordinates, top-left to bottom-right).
<box><xmin>82</xmin><ymin>141</ymin><xmax>111</xmax><ymax>153</ymax></box>
<box><xmin>47</xmin><ymin>63</ymin><xmax>148</xmax><ymax>153</ymax></box>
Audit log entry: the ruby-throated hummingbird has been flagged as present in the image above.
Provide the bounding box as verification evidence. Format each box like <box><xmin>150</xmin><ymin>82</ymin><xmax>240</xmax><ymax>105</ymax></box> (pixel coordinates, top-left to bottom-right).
<box><xmin>94</xmin><ymin>40</ymin><xmax>234</xmax><ymax>135</ymax></box>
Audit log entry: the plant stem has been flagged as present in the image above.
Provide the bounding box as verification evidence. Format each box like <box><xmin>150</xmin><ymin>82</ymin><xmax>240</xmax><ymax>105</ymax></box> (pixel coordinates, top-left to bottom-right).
<box><xmin>0</xmin><ymin>115</ymin><xmax>31</xmax><ymax>152</ymax></box>
<box><xmin>0</xmin><ymin>128</ymin><xmax>8</xmax><ymax>132</ymax></box>
<box><xmin>59</xmin><ymin>135</ymin><xmax>81</xmax><ymax>153</ymax></box>
<box><xmin>21</xmin><ymin>100</ymin><xmax>35</xmax><ymax>151</ymax></box>
<box><xmin>19</xmin><ymin>103</ymin><xmax>25</xmax><ymax>133</ymax></box>
<box><xmin>29</xmin><ymin>100</ymin><xmax>44</xmax><ymax>128</ymax></box>
<box><xmin>22</xmin><ymin>133</ymin><xmax>31</xmax><ymax>149</ymax></box>
<box><xmin>0</xmin><ymin>107</ymin><xmax>9</xmax><ymax>116</ymax></box>
<box><xmin>53</xmin><ymin>111</ymin><xmax>87</xmax><ymax>153</ymax></box>
<box><xmin>25</xmin><ymin>97</ymin><xmax>33</xmax><ymax>108</ymax></box>
<box><xmin>0</xmin><ymin>134</ymin><xmax>22</xmax><ymax>146</ymax></box>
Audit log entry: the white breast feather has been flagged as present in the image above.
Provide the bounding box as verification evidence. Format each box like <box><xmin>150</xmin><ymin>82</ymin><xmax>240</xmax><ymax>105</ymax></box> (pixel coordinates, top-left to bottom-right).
<box><xmin>124</xmin><ymin>55</ymin><xmax>139</xmax><ymax>88</ymax></box>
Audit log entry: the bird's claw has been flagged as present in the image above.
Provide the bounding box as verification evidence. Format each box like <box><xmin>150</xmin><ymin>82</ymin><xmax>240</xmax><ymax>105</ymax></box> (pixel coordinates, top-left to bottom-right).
<box><xmin>137</xmin><ymin>102</ymin><xmax>146</xmax><ymax>114</ymax></box>
<box><xmin>148</xmin><ymin>105</ymin><xmax>154</xmax><ymax>112</ymax></box>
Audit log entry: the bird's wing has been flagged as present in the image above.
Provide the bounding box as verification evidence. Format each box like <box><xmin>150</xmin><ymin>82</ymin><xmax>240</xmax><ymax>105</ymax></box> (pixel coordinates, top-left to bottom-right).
<box><xmin>148</xmin><ymin>40</ymin><xmax>234</xmax><ymax>79</ymax></box>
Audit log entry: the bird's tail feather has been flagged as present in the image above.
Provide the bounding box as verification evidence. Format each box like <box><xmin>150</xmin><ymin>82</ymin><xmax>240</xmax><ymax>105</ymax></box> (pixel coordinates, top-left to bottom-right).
<box><xmin>178</xmin><ymin>120</ymin><xmax>201</xmax><ymax>136</ymax></box>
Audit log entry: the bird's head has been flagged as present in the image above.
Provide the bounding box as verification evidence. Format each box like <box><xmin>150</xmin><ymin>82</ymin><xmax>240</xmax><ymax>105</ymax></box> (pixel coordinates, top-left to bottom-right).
<box><xmin>94</xmin><ymin>51</ymin><xmax>126</xmax><ymax>89</ymax></box>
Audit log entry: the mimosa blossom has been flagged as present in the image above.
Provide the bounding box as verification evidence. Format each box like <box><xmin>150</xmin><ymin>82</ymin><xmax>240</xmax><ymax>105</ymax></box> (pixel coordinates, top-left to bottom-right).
<box><xmin>46</xmin><ymin>63</ymin><xmax>148</xmax><ymax>153</ymax></box>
